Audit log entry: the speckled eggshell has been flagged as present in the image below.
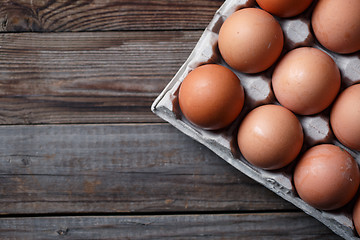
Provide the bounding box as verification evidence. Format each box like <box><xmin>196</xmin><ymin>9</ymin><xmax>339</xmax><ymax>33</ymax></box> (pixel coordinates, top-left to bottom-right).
<box><xmin>237</xmin><ymin>104</ymin><xmax>303</xmax><ymax>170</ymax></box>
<box><xmin>256</xmin><ymin>0</ymin><xmax>314</xmax><ymax>18</ymax></box>
<box><xmin>294</xmin><ymin>144</ymin><xmax>360</xmax><ymax>211</ymax></box>
<box><xmin>178</xmin><ymin>64</ymin><xmax>244</xmax><ymax>130</ymax></box>
<box><xmin>330</xmin><ymin>84</ymin><xmax>360</xmax><ymax>151</ymax></box>
<box><xmin>312</xmin><ymin>0</ymin><xmax>360</xmax><ymax>54</ymax></box>
<box><xmin>353</xmin><ymin>197</ymin><xmax>360</xmax><ymax>236</ymax></box>
<box><xmin>218</xmin><ymin>8</ymin><xmax>284</xmax><ymax>73</ymax></box>
<box><xmin>272</xmin><ymin>47</ymin><xmax>340</xmax><ymax>115</ymax></box>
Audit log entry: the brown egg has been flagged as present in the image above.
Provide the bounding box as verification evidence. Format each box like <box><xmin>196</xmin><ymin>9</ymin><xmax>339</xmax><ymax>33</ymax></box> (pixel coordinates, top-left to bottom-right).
<box><xmin>294</xmin><ymin>144</ymin><xmax>360</xmax><ymax>210</ymax></box>
<box><xmin>218</xmin><ymin>8</ymin><xmax>284</xmax><ymax>73</ymax></box>
<box><xmin>331</xmin><ymin>84</ymin><xmax>360</xmax><ymax>151</ymax></box>
<box><xmin>237</xmin><ymin>104</ymin><xmax>303</xmax><ymax>170</ymax></box>
<box><xmin>178</xmin><ymin>64</ymin><xmax>244</xmax><ymax>130</ymax></box>
<box><xmin>312</xmin><ymin>0</ymin><xmax>360</xmax><ymax>54</ymax></box>
<box><xmin>272</xmin><ymin>47</ymin><xmax>340</xmax><ymax>115</ymax></box>
<box><xmin>353</xmin><ymin>197</ymin><xmax>360</xmax><ymax>236</ymax></box>
<box><xmin>256</xmin><ymin>0</ymin><xmax>313</xmax><ymax>18</ymax></box>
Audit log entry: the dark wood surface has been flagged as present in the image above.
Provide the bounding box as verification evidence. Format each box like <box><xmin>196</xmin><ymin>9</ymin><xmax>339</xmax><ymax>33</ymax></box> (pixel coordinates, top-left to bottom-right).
<box><xmin>0</xmin><ymin>0</ymin><xmax>342</xmax><ymax>239</ymax></box>
<box><xmin>0</xmin><ymin>213</ymin><xmax>341</xmax><ymax>240</ymax></box>
<box><xmin>0</xmin><ymin>0</ymin><xmax>224</xmax><ymax>31</ymax></box>
<box><xmin>0</xmin><ymin>31</ymin><xmax>199</xmax><ymax>124</ymax></box>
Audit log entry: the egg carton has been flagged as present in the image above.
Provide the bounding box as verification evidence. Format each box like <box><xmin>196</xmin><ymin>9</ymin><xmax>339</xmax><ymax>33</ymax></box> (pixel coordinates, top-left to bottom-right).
<box><xmin>151</xmin><ymin>0</ymin><xmax>360</xmax><ymax>239</ymax></box>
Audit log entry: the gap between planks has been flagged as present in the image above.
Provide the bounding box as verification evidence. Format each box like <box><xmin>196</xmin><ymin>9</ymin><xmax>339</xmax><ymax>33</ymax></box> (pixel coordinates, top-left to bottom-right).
<box><xmin>0</xmin><ymin>212</ymin><xmax>341</xmax><ymax>240</ymax></box>
<box><xmin>0</xmin><ymin>209</ymin><xmax>302</xmax><ymax>219</ymax></box>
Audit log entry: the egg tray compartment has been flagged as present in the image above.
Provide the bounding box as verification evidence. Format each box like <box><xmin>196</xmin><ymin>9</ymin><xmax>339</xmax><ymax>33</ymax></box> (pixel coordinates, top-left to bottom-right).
<box><xmin>151</xmin><ymin>0</ymin><xmax>360</xmax><ymax>239</ymax></box>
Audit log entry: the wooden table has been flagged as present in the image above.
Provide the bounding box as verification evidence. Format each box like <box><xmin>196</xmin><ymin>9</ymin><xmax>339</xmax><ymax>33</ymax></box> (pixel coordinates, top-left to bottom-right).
<box><xmin>0</xmin><ymin>1</ymin><xmax>343</xmax><ymax>239</ymax></box>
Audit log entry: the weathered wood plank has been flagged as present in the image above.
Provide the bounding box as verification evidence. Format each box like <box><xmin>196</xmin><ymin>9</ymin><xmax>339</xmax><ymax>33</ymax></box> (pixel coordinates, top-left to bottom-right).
<box><xmin>0</xmin><ymin>31</ymin><xmax>200</xmax><ymax>124</ymax></box>
<box><xmin>0</xmin><ymin>96</ymin><xmax>162</xmax><ymax>124</ymax></box>
<box><xmin>0</xmin><ymin>31</ymin><xmax>197</xmax><ymax>96</ymax></box>
<box><xmin>0</xmin><ymin>123</ymin><xmax>294</xmax><ymax>214</ymax></box>
<box><xmin>0</xmin><ymin>213</ymin><xmax>341</xmax><ymax>239</ymax></box>
<box><xmin>0</xmin><ymin>0</ymin><xmax>223</xmax><ymax>32</ymax></box>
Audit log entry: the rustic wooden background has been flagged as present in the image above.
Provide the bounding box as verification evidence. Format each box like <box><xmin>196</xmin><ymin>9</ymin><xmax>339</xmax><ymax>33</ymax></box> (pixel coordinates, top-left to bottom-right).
<box><xmin>0</xmin><ymin>0</ymin><xmax>342</xmax><ymax>239</ymax></box>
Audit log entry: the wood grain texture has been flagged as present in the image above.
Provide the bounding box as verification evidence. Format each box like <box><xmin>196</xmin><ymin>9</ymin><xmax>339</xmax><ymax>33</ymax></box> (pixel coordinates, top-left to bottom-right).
<box><xmin>0</xmin><ymin>0</ymin><xmax>223</xmax><ymax>32</ymax></box>
<box><xmin>0</xmin><ymin>123</ymin><xmax>294</xmax><ymax>214</ymax></box>
<box><xmin>0</xmin><ymin>213</ymin><xmax>341</xmax><ymax>240</ymax></box>
<box><xmin>0</xmin><ymin>31</ymin><xmax>200</xmax><ymax>124</ymax></box>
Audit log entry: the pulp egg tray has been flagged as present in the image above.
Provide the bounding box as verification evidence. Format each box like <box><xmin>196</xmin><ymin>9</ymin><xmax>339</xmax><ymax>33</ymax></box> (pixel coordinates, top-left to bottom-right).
<box><xmin>151</xmin><ymin>0</ymin><xmax>360</xmax><ymax>239</ymax></box>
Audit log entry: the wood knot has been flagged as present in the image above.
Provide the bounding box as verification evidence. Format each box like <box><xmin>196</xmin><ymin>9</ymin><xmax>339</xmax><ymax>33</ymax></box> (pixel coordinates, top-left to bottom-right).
<box><xmin>57</xmin><ymin>228</ymin><xmax>69</xmax><ymax>236</ymax></box>
<box><xmin>0</xmin><ymin>5</ymin><xmax>42</xmax><ymax>32</ymax></box>
<box><xmin>21</xmin><ymin>157</ymin><xmax>31</xmax><ymax>167</ymax></box>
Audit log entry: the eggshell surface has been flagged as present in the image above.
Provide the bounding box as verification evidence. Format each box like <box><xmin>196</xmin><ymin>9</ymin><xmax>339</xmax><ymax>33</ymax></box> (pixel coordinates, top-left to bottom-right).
<box><xmin>256</xmin><ymin>0</ymin><xmax>313</xmax><ymax>18</ymax></box>
<box><xmin>353</xmin><ymin>197</ymin><xmax>360</xmax><ymax>236</ymax></box>
<box><xmin>330</xmin><ymin>84</ymin><xmax>360</xmax><ymax>151</ymax></box>
<box><xmin>178</xmin><ymin>64</ymin><xmax>244</xmax><ymax>130</ymax></box>
<box><xmin>312</xmin><ymin>0</ymin><xmax>360</xmax><ymax>54</ymax></box>
<box><xmin>294</xmin><ymin>144</ymin><xmax>360</xmax><ymax>210</ymax></box>
<box><xmin>218</xmin><ymin>8</ymin><xmax>283</xmax><ymax>73</ymax></box>
<box><xmin>237</xmin><ymin>104</ymin><xmax>303</xmax><ymax>170</ymax></box>
<box><xmin>272</xmin><ymin>47</ymin><xmax>340</xmax><ymax>115</ymax></box>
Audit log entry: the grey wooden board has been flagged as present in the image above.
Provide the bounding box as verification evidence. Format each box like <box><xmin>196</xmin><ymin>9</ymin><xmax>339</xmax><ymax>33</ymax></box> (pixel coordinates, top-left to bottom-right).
<box><xmin>0</xmin><ymin>31</ymin><xmax>201</xmax><ymax>124</ymax></box>
<box><xmin>0</xmin><ymin>213</ymin><xmax>342</xmax><ymax>240</ymax></box>
<box><xmin>0</xmin><ymin>0</ymin><xmax>223</xmax><ymax>32</ymax></box>
<box><xmin>0</xmin><ymin>123</ymin><xmax>294</xmax><ymax>214</ymax></box>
